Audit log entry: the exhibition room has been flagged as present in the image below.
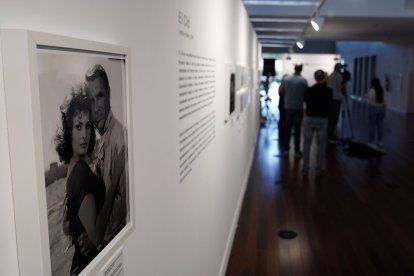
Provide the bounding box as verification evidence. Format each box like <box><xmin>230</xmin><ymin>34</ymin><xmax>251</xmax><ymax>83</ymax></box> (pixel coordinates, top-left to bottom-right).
<box><xmin>1</xmin><ymin>0</ymin><xmax>414</xmax><ymax>275</ymax></box>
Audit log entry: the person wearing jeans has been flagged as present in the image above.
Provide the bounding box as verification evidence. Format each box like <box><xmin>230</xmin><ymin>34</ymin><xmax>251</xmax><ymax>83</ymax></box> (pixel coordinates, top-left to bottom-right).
<box><xmin>368</xmin><ymin>106</ymin><xmax>385</xmax><ymax>145</ymax></box>
<box><xmin>302</xmin><ymin>70</ymin><xmax>333</xmax><ymax>175</ymax></box>
<box><xmin>367</xmin><ymin>77</ymin><xmax>386</xmax><ymax>148</ymax></box>
<box><xmin>283</xmin><ymin>64</ymin><xmax>308</xmax><ymax>156</ymax></box>
<box><xmin>303</xmin><ymin>117</ymin><xmax>328</xmax><ymax>174</ymax></box>
<box><xmin>284</xmin><ymin>109</ymin><xmax>304</xmax><ymax>155</ymax></box>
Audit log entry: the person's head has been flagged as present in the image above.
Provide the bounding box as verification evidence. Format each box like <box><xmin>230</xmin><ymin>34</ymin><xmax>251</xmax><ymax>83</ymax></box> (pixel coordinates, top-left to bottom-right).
<box><xmin>334</xmin><ymin>63</ymin><xmax>342</xmax><ymax>72</ymax></box>
<box><xmin>294</xmin><ymin>63</ymin><xmax>303</xmax><ymax>74</ymax></box>
<box><xmin>85</xmin><ymin>64</ymin><xmax>111</xmax><ymax>135</ymax></box>
<box><xmin>56</xmin><ymin>84</ymin><xmax>96</xmax><ymax>164</ymax></box>
<box><xmin>314</xmin><ymin>69</ymin><xmax>326</xmax><ymax>83</ymax></box>
<box><xmin>371</xmin><ymin>77</ymin><xmax>381</xmax><ymax>88</ymax></box>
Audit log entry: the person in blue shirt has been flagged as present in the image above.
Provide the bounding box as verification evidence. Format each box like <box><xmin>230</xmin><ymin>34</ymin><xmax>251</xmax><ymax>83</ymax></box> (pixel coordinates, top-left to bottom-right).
<box><xmin>282</xmin><ymin>64</ymin><xmax>308</xmax><ymax>157</ymax></box>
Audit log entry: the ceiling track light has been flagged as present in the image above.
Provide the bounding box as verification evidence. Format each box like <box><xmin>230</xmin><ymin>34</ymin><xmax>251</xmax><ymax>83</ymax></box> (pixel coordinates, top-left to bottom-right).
<box><xmin>296</xmin><ymin>39</ymin><xmax>305</xmax><ymax>49</ymax></box>
<box><xmin>310</xmin><ymin>15</ymin><xmax>324</xmax><ymax>32</ymax></box>
<box><xmin>290</xmin><ymin>0</ymin><xmax>325</xmax><ymax>51</ymax></box>
<box><xmin>309</xmin><ymin>0</ymin><xmax>327</xmax><ymax>32</ymax></box>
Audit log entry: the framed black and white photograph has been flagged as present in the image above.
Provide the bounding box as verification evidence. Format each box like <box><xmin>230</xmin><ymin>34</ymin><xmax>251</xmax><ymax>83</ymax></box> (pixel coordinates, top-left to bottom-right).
<box><xmin>1</xmin><ymin>30</ymin><xmax>135</xmax><ymax>276</ymax></box>
<box><xmin>229</xmin><ymin>72</ymin><xmax>236</xmax><ymax>115</ymax></box>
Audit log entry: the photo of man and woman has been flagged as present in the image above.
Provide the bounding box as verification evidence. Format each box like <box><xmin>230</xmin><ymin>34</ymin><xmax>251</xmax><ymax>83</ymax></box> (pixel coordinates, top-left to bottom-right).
<box><xmin>37</xmin><ymin>50</ymin><xmax>130</xmax><ymax>276</ymax></box>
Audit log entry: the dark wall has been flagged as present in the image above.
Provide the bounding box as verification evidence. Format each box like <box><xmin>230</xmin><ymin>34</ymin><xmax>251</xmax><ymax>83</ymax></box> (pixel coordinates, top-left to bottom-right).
<box><xmin>263</xmin><ymin>59</ymin><xmax>275</xmax><ymax>76</ymax></box>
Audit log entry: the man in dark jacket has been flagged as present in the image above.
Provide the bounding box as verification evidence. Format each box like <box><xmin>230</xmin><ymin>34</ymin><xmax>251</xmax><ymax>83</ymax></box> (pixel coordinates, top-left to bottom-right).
<box><xmin>302</xmin><ymin>70</ymin><xmax>333</xmax><ymax>176</ymax></box>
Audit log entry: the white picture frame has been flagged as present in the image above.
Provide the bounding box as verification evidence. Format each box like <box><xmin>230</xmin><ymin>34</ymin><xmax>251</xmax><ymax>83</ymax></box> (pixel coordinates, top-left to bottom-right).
<box><xmin>1</xmin><ymin>29</ymin><xmax>135</xmax><ymax>276</ymax></box>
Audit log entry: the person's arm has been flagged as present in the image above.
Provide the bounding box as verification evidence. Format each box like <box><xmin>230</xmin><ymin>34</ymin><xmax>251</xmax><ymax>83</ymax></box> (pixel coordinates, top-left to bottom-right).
<box><xmin>77</xmin><ymin>147</ymin><xmax>125</xmax><ymax>253</ymax></box>
<box><xmin>62</xmin><ymin>196</ymin><xmax>70</xmax><ymax>236</ymax></box>
<box><xmin>113</xmin><ymin>167</ymin><xmax>127</xmax><ymax>223</ymax></box>
<box><xmin>304</xmin><ymin>89</ymin><xmax>309</xmax><ymax>105</ymax></box>
<box><xmin>337</xmin><ymin>75</ymin><xmax>344</xmax><ymax>94</ymax></box>
<box><xmin>78</xmin><ymin>174</ymin><xmax>120</xmax><ymax>247</ymax></box>
<box><xmin>278</xmin><ymin>82</ymin><xmax>284</xmax><ymax>95</ymax></box>
<box><xmin>77</xmin><ymin>151</ymin><xmax>125</xmax><ymax>248</ymax></box>
<box><xmin>78</xmin><ymin>232</ymin><xmax>95</xmax><ymax>256</ymax></box>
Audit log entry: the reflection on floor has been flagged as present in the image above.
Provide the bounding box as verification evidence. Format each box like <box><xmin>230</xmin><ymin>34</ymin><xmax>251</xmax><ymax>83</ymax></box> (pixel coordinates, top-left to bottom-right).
<box><xmin>226</xmin><ymin>88</ymin><xmax>414</xmax><ymax>275</ymax></box>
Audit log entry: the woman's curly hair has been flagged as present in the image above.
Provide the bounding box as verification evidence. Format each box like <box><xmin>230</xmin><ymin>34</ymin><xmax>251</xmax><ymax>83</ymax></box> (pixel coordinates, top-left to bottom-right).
<box><xmin>55</xmin><ymin>84</ymin><xmax>96</xmax><ymax>164</ymax></box>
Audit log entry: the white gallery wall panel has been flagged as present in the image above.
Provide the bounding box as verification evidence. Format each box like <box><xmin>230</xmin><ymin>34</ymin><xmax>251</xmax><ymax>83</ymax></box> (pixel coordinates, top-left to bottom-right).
<box><xmin>0</xmin><ymin>40</ymin><xmax>20</xmax><ymax>276</ymax></box>
<box><xmin>0</xmin><ymin>0</ymin><xmax>260</xmax><ymax>275</ymax></box>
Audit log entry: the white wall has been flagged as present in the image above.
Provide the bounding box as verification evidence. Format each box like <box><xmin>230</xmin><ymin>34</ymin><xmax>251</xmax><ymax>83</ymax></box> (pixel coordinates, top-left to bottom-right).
<box><xmin>280</xmin><ymin>53</ymin><xmax>340</xmax><ymax>86</ymax></box>
<box><xmin>0</xmin><ymin>0</ymin><xmax>260</xmax><ymax>275</ymax></box>
<box><xmin>0</xmin><ymin>40</ymin><xmax>20</xmax><ymax>276</ymax></box>
<box><xmin>337</xmin><ymin>41</ymin><xmax>413</xmax><ymax>113</ymax></box>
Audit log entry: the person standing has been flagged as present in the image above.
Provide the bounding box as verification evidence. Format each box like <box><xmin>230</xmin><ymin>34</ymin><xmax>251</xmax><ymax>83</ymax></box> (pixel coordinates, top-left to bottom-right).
<box><xmin>367</xmin><ymin>77</ymin><xmax>386</xmax><ymax>149</ymax></box>
<box><xmin>278</xmin><ymin>74</ymin><xmax>288</xmax><ymax>129</ymax></box>
<box><xmin>85</xmin><ymin>64</ymin><xmax>128</xmax><ymax>245</ymax></box>
<box><xmin>327</xmin><ymin>63</ymin><xmax>344</xmax><ymax>142</ymax></box>
<box><xmin>283</xmin><ymin>64</ymin><xmax>308</xmax><ymax>157</ymax></box>
<box><xmin>302</xmin><ymin>70</ymin><xmax>333</xmax><ymax>176</ymax></box>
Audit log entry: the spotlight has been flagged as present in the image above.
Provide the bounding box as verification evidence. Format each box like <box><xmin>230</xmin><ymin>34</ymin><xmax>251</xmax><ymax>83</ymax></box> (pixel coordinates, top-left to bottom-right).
<box><xmin>296</xmin><ymin>39</ymin><xmax>304</xmax><ymax>49</ymax></box>
<box><xmin>310</xmin><ymin>16</ymin><xmax>324</xmax><ymax>32</ymax></box>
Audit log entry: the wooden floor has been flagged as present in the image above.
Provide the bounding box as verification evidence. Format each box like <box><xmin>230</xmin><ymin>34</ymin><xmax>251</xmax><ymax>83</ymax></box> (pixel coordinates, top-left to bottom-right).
<box><xmin>226</xmin><ymin>98</ymin><xmax>414</xmax><ymax>276</ymax></box>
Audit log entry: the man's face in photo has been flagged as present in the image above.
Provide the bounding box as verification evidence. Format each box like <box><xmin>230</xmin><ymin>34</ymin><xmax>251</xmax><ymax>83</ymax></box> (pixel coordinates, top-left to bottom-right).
<box><xmin>88</xmin><ymin>77</ymin><xmax>110</xmax><ymax>135</ymax></box>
